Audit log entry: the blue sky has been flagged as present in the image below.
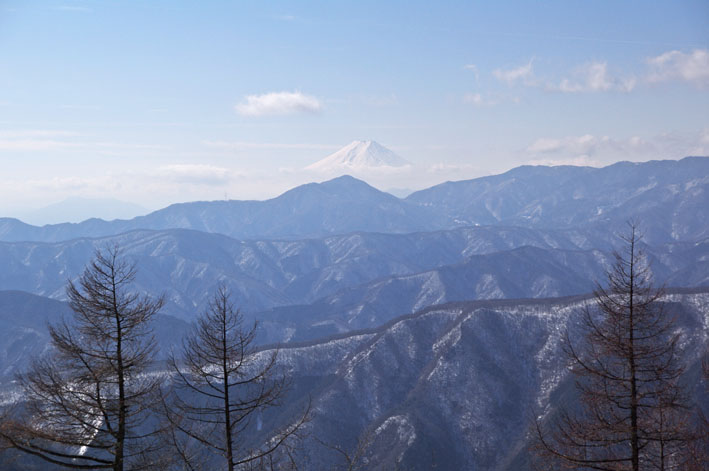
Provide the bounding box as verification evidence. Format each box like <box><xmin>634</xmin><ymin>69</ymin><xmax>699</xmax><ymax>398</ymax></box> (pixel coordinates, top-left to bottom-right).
<box><xmin>0</xmin><ymin>0</ymin><xmax>708</xmax><ymax>214</ymax></box>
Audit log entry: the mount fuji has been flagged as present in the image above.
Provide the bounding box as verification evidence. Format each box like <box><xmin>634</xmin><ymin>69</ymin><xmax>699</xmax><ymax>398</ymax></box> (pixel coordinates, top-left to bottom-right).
<box><xmin>305</xmin><ymin>140</ymin><xmax>411</xmax><ymax>172</ymax></box>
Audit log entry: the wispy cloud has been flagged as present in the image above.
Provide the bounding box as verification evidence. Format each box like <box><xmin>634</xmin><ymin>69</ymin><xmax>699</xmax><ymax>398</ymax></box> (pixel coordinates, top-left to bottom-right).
<box><xmin>0</xmin><ymin>130</ymin><xmax>167</xmax><ymax>153</ymax></box>
<box><xmin>493</xmin><ymin>51</ymin><xmax>709</xmax><ymax>93</ymax></box>
<box><xmin>463</xmin><ymin>64</ymin><xmax>480</xmax><ymax>80</ymax></box>
<box><xmin>646</xmin><ymin>49</ymin><xmax>709</xmax><ymax>88</ymax></box>
<box><xmin>428</xmin><ymin>162</ymin><xmax>479</xmax><ymax>173</ymax></box>
<box><xmin>493</xmin><ymin>58</ymin><xmax>635</xmax><ymax>93</ymax></box>
<box><xmin>462</xmin><ymin>92</ymin><xmax>517</xmax><ymax>107</ymax></box>
<box><xmin>0</xmin><ymin>130</ymin><xmax>81</xmax><ymax>138</ymax></box>
<box><xmin>157</xmin><ymin>164</ymin><xmax>234</xmax><ymax>185</ymax></box>
<box><xmin>362</xmin><ymin>93</ymin><xmax>398</xmax><ymax>106</ymax></box>
<box><xmin>51</xmin><ymin>5</ymin><xmax>91</xmax><ymax>12</ymax></box>
<box><xmin>493</xmin><ymin>60</ymin><xmax>535</xmax><ymax>86</ymax></box>
<box><xmin>525</xmin><ymin>129</ymin><xmax>709</xmax><ymax>164</ymax></box>
<box><xmin>0</xmin><ymin>130</ymin><xmax>83</xmax><ymax>151</ymax></box>
<box><xmin>552</xmin><ymin>62</ymin><xmax>636</xmax><ymax>93</ymax></box>
<box><xmin>527</xmin><ymin>134</ymin><xmax>650</xmax><ymax>156</ymax></box>
<box><xmin>524</xmin><ymin>156</ymin><xmax>604</xmax><ymax>167</ymax></box>
<box><xmin>235</xmin><ymin>91</ymin><xmax>322</xmax><ymax>117</ymax></box>
<box><xmin>203</xmin><ymin>141</ymin><xmax>338</xmax><ymax>151</ymax></box>
<box><xmin>0</xmin><ymin>140</ymin><xmax>81</xmax><ymax>151</ymax></box>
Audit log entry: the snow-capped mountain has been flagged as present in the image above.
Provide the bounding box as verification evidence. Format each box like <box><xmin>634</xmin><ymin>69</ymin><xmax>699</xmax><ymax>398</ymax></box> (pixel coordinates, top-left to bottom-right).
<box><xmin>305</xmin><ymin>140</ymin><xmax>410</xmax><ymax>172</ymax></box>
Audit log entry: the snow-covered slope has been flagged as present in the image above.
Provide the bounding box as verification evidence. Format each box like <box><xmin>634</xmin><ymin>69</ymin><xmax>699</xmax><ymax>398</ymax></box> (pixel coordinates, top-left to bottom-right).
<box><xmin>3</xmin><ymin>290</ymin><xmax>706</xmax><ymax>470</ymax></box>
<box><xmin>305</xmin><ymin>140</ymin><xmax>410</xmax><ymax>172</ymax></box>
<box><xmin>254</xmin><ymin>239</ymin><xmax>709</xmax><ymax>343</ymax></box>
<box><xmin>1</xmin><ymin>227</ymin><xmax>706</xmax><ymax>325</ymax></box>
<box><xmin>253</xmin><ymin>289</ymin><xmax>709</xmax><ymax>470</ymax></box>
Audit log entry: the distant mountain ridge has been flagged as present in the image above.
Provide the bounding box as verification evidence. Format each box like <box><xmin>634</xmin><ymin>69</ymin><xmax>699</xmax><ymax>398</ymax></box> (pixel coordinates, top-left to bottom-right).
<box><xmin>1</xmin><ymin>156</ymin><xmax>708</xmax><ymax>470</ymax></box>
<box><xmin>0</xmin><ymin>224</ymin><xmax>706</xmax><ymax>335</ymax></box>
<box><xmin>0</xmin><ymin>157</ymin><xmax>707</xmax><ymax>245</ymax></box>
<box><xmin>14</xmin><ymin>197</ymin><xmax>148</xmax><ymax>226</ymax></box>
<box><xmin>406</xmin><ymin>156</ymin><xmax>709</xmax><ymax>243</ymax></box>
<box><xmin>0</xmin><ymin>175</ymin><xmax>442</xmax><ymax>243</ymax></box>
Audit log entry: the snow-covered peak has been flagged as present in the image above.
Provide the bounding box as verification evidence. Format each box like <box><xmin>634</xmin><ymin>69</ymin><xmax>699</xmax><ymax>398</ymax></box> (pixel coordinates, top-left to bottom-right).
<box><xmin>305</xmin><ymin>140</ymin><xmax>410</xmax><ymax>172</ymax></box>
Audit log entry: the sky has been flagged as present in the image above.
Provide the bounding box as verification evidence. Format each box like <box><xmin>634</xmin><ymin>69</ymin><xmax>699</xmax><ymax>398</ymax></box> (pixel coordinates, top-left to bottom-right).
<box><xmin>0</xmin><ymin>0</ymin><xmax>708</xmax><ymax>217</ymax></box>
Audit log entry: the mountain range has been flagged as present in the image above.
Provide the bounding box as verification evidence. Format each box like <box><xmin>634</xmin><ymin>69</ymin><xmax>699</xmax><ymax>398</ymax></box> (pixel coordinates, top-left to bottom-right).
<box><xmin>1</xmin><ymin>156</ymin><xmax>706</xmax><ymax>244</ymax></box>
<box><xmin>0</xmin><ymin>156</ymin><xmax>707</xmax><ymax>470</ymax></box>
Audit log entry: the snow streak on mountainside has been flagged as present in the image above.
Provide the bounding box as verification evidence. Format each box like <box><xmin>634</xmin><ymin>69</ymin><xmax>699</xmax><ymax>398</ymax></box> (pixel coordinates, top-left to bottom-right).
<box><xmin>1</xmin><ymin>227</ymin><xmax>706</xmax><ymax>328</ymax></box>
<box><xmin>250</xmin><ymin>290</ymin><xmax>709</xmax><ymax>470</ymax></box>
<box><xmin>305</xmin><ymin>140</ymin><xmax>410</xmax><ymax>172</ymax></box>
<box><xmin>3</xmin><ymin>290</ymin><xmax>706</xmax><ymax>470</ymax></box>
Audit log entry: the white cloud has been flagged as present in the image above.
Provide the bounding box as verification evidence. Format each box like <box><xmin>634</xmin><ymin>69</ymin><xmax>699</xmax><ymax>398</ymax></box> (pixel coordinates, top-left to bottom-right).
<box><xmin>526</xmin><ymin>137</ymin><xmax>565</xmax><ymax>154</ymax></box>
<box><xmin>525</xmin><ymin>130</ymin><xmax>709</xmax><ymax>164</ymax></box>
<box><xmin>527</xmin><ymin>134</ymin><xmax>650</xmax><ymax>157</ymax></box>
<box><xmin>462</xmin><ymin>92</ymin><xmax>517</xmax><ymax>107</ymax></box>
<box><xmin>553</xmin><ymin>62</ymin><xmax>636</xmax><ymax>93</ymax></box>
<box><xmin>493</xmin><ymin>59</ymin><xmax>636</xmax><ymax>93</ymax></box>
<box><xmin>463</xmin><ymin>64</ymin><xmax>479</xmax><ymax>80</ymax></box>
<box><xmin>0</xmin><ymin>130</ymin><xmax>82</xmax><ymax>151</ymax></box>
<box><xmin>0</xmin><ymin>130</ymin><xmax>81</xmax><ymax>138</ymax></box>
<box><xmin>463</xmin><ymin>93</ymin><xmax>488</xmax><ymax>107</ymax></box>
<box><xmin>235</xmin><ymin>91</ymin><xmax>322</xmax><ymax>117</ymax></box>
<box><xmin>646</xmin><ymin>49</ymin><xmax>709</xmax><ymax>88</ymax></box>
<box><xmin>0</xmin><ymin>139</ymin><xmax>81</xmax><ymax>151</ymax></box>
<box><xmin>497</xmin><ymin>51</ymin><xmax>708</xmax><ymax>93</ymax></box>
<box><xmin>362</xmin><ymin>94</ymin><xmax>398</xmax><ymax>106</ymax></box>
<box><xmin>428</xmin><ymin>162</ymin><xmax>479</xmax><ymax>173</ymax></box>
<box><xmin>51</xmin><ymin>5</ymin><xmax>92</xmax><ymax>12</ymax></box>
<box><xmin>158</xmin><ymin>164</ymin><xmax>234</xmax><ymax>185</ymax></box>
<box><xmin>493</xmin><ymin>60</ymin><xmax>535</xmax><ymax>85</ymax></box>
<box><xmin>203</xmin><ymin>141</ymin><xmax>338</xmax><ymax>151</ymax></box>
<box><xmin>0</xmin><ymin>130</ymin><xmax>168</xmax><ymax>154</ymax></box>
<box><xmin>524</xmin><ymin>156</ymin><xmax>604</xmax><ymax>167</ymax></box>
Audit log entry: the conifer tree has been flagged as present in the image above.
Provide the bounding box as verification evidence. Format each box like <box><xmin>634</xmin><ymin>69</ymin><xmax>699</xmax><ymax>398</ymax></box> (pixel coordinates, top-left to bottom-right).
<box><xmin>161</xmin><ymin>285</ymin><xmax>307</xmax><ymax>471</ymax></box>
<box><xmin>0</xmin><ymin>246</ymin><xmax>164</xmax><ymax>470</ymax></box>
<box><xmin>535</xmin><ymin>223</ymin><xmax>698</xmax><ymax>471</ymax></box>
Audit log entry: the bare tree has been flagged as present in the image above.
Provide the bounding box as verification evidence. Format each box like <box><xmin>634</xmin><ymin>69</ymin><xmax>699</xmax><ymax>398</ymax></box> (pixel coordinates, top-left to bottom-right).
<box><xmin>0</xmin><ymin>246</ymin><xmax>164</xmax><ymax>470</ymax></box>
<box><xmin>161</xmin><ymin>285</ymin><xmax>307</xmax><ymax>471</ymax></box>
<box><xmin>534</xmin><ymin>223</ymin><xmax>700</xmax><ymax>471</ymax></box>
<box><xmin>315</xmin><ymin>428</ymin><xmax>375</xmax><ymax>471</ymax></box>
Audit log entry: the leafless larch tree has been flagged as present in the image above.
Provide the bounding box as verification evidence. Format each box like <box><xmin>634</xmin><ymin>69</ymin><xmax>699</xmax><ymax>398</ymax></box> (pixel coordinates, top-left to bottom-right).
<box><xmin>0</xmin><ymin>246</ymin><xmax>165</xmax><ymax>470</ymax></box>
<box><xmin>534</xmin><ymin>223</ymin><xmax>702</xmax><ymax>471</ymax></box>
<box><xmin>161</xmin><ymin>285</ymin><xmax>307</xmax><ymax>471</ymax></box>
